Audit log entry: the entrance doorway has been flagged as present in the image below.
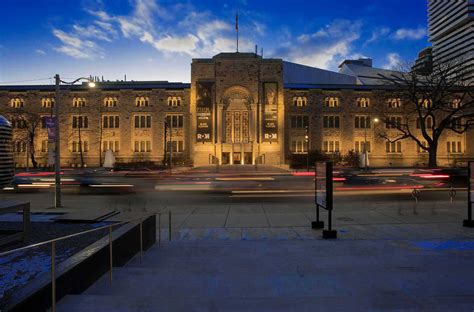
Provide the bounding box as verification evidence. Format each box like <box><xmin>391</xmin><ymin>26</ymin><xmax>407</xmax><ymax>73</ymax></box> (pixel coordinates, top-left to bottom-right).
<box><xmin>233</xmin><ymin>152</ymin><xmax>241</xmax><ymax>164</ymax></box>
<box><xmin>244</xmin><ymin>152</ymin><xmax>253</xmax><ymax>165</ymax></box>
<box><xmin>222</xmin><ymin>152</ymin><xmax>230</xmax><ymax>165</ymax></box>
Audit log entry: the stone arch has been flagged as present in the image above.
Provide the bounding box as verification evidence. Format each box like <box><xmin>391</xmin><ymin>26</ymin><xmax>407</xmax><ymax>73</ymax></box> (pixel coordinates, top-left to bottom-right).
<box><xmin>221</xmin><ymin>86</ymin><xmax>254</xmax><ymax>110</ymax></box>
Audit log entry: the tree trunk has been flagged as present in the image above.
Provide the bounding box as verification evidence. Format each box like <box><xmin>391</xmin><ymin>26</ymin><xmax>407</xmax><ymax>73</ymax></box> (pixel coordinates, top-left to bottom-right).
<box><xmin>428</xmin><ymin>144</ymin><xmax>438</xmax><ymax>168</ymax></box>
<box><xmin>28</xmin><ymin>136</ymin><xmax>37</xmax><ymax>168</ymax></box>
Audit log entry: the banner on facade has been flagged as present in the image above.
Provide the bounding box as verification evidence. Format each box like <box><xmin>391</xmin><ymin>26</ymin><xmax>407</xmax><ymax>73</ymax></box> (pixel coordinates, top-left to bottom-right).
<box><xmin>196</xmin><ymin>82</ymin><xmax>213</xmax><ymax>142</ymax></box>
<box><xmin>263</xmin><ymin>82</ymin><xmax>278</xmax><ymax>142</ymax></box>
<box><xmin>44</xmin><ymin>117</ymin><xmax>56</xmax><ymax>142</ymax></box>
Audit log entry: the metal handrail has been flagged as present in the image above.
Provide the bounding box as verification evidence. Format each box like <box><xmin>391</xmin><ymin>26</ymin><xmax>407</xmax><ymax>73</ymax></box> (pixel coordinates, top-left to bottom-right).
<box><xmin>0</xmin><ymin>213</ymin><xmax>155</xmax><ymax>257</ymax></box>
<box><xmin>0</xmin><ymin>210</ymin><xmax>173</xmax><ymax>312</ymax></box>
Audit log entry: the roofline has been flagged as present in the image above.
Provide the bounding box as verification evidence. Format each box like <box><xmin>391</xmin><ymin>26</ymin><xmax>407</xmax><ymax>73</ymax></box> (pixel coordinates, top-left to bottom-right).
<box><xmin>0</xmin><ymin>82</ymin><xmax>191</xmax><ymax>92</ymax></box>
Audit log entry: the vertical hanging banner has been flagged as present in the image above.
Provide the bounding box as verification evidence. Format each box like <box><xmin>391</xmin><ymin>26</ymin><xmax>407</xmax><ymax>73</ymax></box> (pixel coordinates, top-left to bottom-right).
<box><xmin>263</xmin><ymin>82</ymin><xmax>278</xmax><ymax>142</ymax></box>
<box><xmin>44</xmin><ymin>117</ymin><xmax>56</xmax><ymax>142</ymax></box>
<box><xmin>196</xmin><ymin>82</ymin><xmax>213</xmax><ymax>142</ymax></box>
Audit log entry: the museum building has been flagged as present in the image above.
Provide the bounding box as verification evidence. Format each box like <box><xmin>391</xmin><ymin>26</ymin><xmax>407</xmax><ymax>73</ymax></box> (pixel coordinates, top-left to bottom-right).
<box><xmin>0</xmin><ymin>52</ymin><xmax>472</xmax><ymax>168</ymax></box>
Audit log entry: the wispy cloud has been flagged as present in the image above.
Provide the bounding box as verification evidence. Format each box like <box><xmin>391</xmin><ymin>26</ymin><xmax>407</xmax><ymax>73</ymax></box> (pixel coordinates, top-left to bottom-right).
<box><xmin>365</xmin><ymin>26</ymin><xmax>390</xmax><ymax>45</ymax></box>
<box><xmin>393</xmin><ymin>27</ymin><xmax>426</xmax><ymax>40</ymax></box>
<box><xmin>277</xmin><ymin>19</ymin><xmax>362</xmax><ymax>70</ymax></box>
<box><xmin>53</xmin><ymin>29</ymin><xmax>104</xmax><ymax>59</ymax></box>
<box><xmin>35</xmin><ymin>49</ymin><xmax>46</xmax><ymax>55</ymax></box>
<box><xmin>382</xmin><ymin>52</ymin><xmax>402</xmax><ymax>69</ymax></box>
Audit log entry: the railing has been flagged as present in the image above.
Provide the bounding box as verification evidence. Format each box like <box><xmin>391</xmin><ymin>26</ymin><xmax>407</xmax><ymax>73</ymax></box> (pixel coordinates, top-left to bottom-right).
<box><xmin>0</xmin><ymin>210</ymin><xmax>173</xmax><ymax>312</ymax></box>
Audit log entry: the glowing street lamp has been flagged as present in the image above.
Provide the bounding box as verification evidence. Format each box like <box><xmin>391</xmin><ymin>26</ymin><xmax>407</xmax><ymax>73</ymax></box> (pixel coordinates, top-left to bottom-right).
<box><xmin>364</xmin><ymin>117</ymin><xmax>379</xmax><ymax>171</ymax></box>
<box><xmin>54</xmin><ymin>75</ymin><xmax>96</xmax><ymax>208</ymax></box>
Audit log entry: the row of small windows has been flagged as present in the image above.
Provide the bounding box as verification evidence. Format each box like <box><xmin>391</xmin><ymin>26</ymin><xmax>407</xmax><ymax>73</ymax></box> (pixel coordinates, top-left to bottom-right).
<box><xmin>72</xmin><ymin>116</ymin><xmax>89</xmax><ymax>129</ymax></box>
<box><xmin>292</xmin><ymin>97</ymin><xmax>307</xmax><ymax>107</ymax></box>
<box><xmin>103</xmin><ymin>140</ymin><xmax>120</xmax><ymax>152</ymax></box>
<box><xmin>9</xmin><ymin>97</ymin><xmax>183</xmax><ymax>108</ymax></box>
<box><xmin>71</xmin><ymin>141</ymin><xmax>89</xmax><ymax>153</ymax></box>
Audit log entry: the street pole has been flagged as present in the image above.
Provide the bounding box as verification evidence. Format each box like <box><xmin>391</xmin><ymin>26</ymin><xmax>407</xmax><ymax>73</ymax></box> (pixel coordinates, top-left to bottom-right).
<box><xmin>364</xmin><ymin>120</ymin><xmax>368</xmax><ymax>172</ymax></box>
<box><xmin>305</xmin><ymin>125</ymin><xmax>309</xmax><ymax>172</ymax></box>
<box><xmin>54</xmin><ymin>74</ymin><xmax>61</xmax><ymax>207</ymax></box>
<box><xmin>169</xmin><ymin>120</ymin><xmax>172</xmax><ymax>174</ymax></box>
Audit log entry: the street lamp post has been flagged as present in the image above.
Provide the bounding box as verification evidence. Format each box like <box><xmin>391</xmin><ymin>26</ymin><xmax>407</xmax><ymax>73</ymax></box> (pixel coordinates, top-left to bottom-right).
<box><xmin>364</xmin><ymin>117</ymin><xmax>379</xmax><ymax>172</ymax></box>
<box><xmin>305</xmin><ymin>125</ymin><xmax>309</xmax><ymax>172</ymax></box>
<box><xmin>54</xmin><ymin>75</ymin><xmax>95</xmax><ymax>208</ymax></box>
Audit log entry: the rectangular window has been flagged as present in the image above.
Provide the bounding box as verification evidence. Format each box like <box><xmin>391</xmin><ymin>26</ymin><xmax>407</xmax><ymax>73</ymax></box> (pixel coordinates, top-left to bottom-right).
<box><xmin>134</xmin><ymin>140</ymin><xmax>151</xmax><ymax>152</ymax></box>
<box><xmin>355</xmin><ymin>141</ymin><xmax>371</xmax><ymax>153</ymax></box>
<box><xmin>355</xmin><ymin>116</ymin><xmax>370</xmax><ymax>129</ymax></box>
<box><xmin>103</xmin><ymin>115</ymin><xmax>120</xmax><ymax>129</ymax></box>
<box><xmin>385</xmin><ymin>141</ymin><xmax>402</xmax><ymax>153</ymax></box>
<box><xmin>290</xmin><ymin>139</ymin><xmax>308</xmax><ymax>154</ymax></box>
<box><xmin>290</xmin><ymin>115</ymin><xmax>309</xmax><ymax>128</ymax></box>
<box><xmin>166</xmin><ymin>115</ymin><xmax>184</xmax><ymax>128</ymax></box>
<box><xmin>447</xmin><ymin>141</ymin><xmax>463</xmax><ymax>154</ymax></box>
<box><xmin>72</xmin><ymin>116</ymin><xmax>88</xmax><ymax>129</ymax></box>
<box><xmin>134</xmin><ymin>115</ymin><xmax>152</xmax><ymax>128</ymax></box>
<box><xmin>41</xmin><ymin>140</ymin><xmax>48</xmax><ymax>152</ymax></box>
<box><xmin>322</xmin><ymin>140</ymin><xmax>340</xmax><ymax>153</ymax></box>
<box><xmin>323</xmin><ymin>116</ymin><xmax>340</xmax><ymax>128</ymax></box>
<box><xmin>71</xmin><ymin>141</ymin><xmax>88</xmax><ymax>153</ymax></box>
<box><xmin>103</xmin><ymin>140</ymin><xmax>120</xmax><ymax>152</ymax></box>
<box><xmin>386</xmin><ymin>116</ymin><xmax>402</xmax><ymax>129</ymax></box>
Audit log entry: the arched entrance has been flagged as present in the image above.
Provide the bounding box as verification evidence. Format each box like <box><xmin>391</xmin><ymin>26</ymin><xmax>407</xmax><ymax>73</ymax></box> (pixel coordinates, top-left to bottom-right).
<box><xmin>219</xmin><ymin>86</ymin><xmax>256</xmax><ymax>165</ymax></box>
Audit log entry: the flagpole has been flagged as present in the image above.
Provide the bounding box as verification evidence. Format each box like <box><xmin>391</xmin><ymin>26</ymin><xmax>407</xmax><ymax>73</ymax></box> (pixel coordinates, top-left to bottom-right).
<box><xmin>236</xmin><ymin>11</ymin><xmax>239</xmax><ymax>53</ymax></box>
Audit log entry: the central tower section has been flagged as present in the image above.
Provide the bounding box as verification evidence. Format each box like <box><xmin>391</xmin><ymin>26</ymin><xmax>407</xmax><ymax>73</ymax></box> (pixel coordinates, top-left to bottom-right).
<box><xmin>190</xmin><ymin>52</ymin><xmax>284</xmax><ymax>166</ymax></box>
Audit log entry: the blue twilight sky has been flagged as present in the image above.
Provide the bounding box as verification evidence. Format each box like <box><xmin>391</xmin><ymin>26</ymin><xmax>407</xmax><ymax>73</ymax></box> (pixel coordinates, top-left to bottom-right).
<box><xmin>0</xmin><ymin>0</ymin><xmax>429</xmax><ymax>85</ymax></box>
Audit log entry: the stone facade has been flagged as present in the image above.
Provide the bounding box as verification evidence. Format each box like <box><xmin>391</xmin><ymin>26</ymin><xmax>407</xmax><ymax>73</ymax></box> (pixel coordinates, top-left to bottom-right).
<box><xmin>0</xmin><ymin>52</ymin><xmax>472</xmax><ymax>168</ymax></box>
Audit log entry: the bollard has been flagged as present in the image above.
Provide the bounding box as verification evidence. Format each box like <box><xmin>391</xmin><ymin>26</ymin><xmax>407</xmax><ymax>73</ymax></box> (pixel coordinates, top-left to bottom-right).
<box><xmin>411</xmin><ymin>188</ymin><xmax>420</xmax><ymax>215</ymax></box>
<box><xmin>168</xmin><ymin>211</ymin><xmax>172</xmax><ymax>242</ymax></box>
<box><xmin>158</xmin><ymin>213</ymin><xmax>161</xmax><ymax>246</ymax></box>
<box><xmin>449</xmin><ymin>187</ymin><xmax>456</xmax><ymax>204</ymax></box>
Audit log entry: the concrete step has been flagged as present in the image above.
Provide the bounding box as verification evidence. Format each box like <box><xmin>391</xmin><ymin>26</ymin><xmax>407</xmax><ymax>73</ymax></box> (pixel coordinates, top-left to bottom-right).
<box><xmin>56</xmin><ymin>293</ymin><xmax>432</xmax><ymax>312</ymax></box>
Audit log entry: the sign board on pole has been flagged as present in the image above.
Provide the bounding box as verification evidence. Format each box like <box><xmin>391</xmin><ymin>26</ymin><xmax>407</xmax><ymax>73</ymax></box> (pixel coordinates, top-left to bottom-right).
<box><xmin>464</xmin><ymin>161</ymin><xmax>474</xmax><ymax>227</ymax></box>
<box><xmin>315</xmin><ymin>161</ymin><xmax>333</xmax><ymax>210</ymax></box>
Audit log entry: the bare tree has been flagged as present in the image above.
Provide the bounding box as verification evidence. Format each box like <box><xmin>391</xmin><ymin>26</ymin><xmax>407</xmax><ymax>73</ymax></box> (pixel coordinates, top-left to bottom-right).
<box><xmin>375</xmin><ymin>61</ymin><xmax>474</xmax><ymax>167</ymax></box>
<box><xmin>6</xmin><ymin>108</ymin><xmax>43</xmax><ymax>168</ymax></box>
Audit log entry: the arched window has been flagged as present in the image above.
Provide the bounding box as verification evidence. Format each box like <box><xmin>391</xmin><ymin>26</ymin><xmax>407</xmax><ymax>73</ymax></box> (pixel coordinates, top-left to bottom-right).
<box><xmin>73</xmin><ymin>97</ymin><xmax>86</xmax><ymax>107</ymax></box>
<box><xmin>357</xmin><ymin>97</ymin><xmax>370</xmax><ymax>108</ymax></box>
<box><xmin>41</xmin><ymin>98</ymin><xmax>55</xmax><ymax>108</ymax></box>
<box><xmin>293</xmin><ymin>96</ymin><xmax>307</xmax><ymax>107</ymax></box>
<box><xmin>168</xmin><ymin>96</ymin><xmax>181</xmax><ymax>107</ymax></box>
<box><xmin>387</xmin><ymin>98</ymin><xmax>401</xmax><ymax>108</ymax></box>
<box><xmin>418</xmin><ymin>99</ymin><xmax>432</xmax><ymax>108</ymax></box>
<box><xmin>10</xmin><ymin>98</ymin><xmax>24</xmax><ymax>108</ymax></box>
<box><xmin>325</xmin><ymin>97</ymin><xmax>339</xmax><ymax>107</ymax></box>
<box><xmin>451</xmin><ymin>99</ymin><xmax>461</xmax><ymax>109</ymax></box>
<box><xmin>135</xmin><ymin>96</ymin><xmax>149</xmax><ymax>107</ymax></box>
<box><xmin>104</xmin><ymin>97</ymin><xmax>118</xmax><ymax>107</ymax></box>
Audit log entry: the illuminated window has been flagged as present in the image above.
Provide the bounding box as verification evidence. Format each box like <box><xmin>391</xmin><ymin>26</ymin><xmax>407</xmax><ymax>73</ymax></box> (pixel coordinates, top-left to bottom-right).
<box><xmin>102</xmin><ymin>115</ymin><xmax>120</xmax><ymax>129</ymax></box>
<box><xmin>103</xmin><ymin>140</ymin><xmax>120</xmax><ymax>152</ymax></box>
<box><xmin>11</xmin><ymin>117</ymin><xmax>26</xmax><ymax>129</ymax></box>
<box><xmin>72</xmin><ymin>115</ymin><xmax>88</xmax><ymax>129</ymax></box>
<box><xmin>134</xmin><ymin>140</ymin><xmax>151</xmax><ymax>152</ymax></box>
<box><xmin>13</xmin><ymin>140</ymin><xmax>27</xmax><ymax>153</ymax></box>
<box><xmin>291</xmin><ymin>115</ymin><xmax>309</xmax><ymax>128</ymax></box>
<box><xmin>447</xmin><ymin>141</ymin><xmax>463</xmax><ymax>154</ymax></box>
<box><xmin>355</xmin><ymin>115</ymin><xmax>371</xmax><ymax>129</ymax></box>
<box><xmin>41</xmin><ymin>140</ymin><xmax>49</xmax><ymax>152</ymax></box>
<box><xmin>71</xmin><ymin>141</ymin><xmax>89</xmax><ymax>153</ymax></box>
<box><xmin>416</xmin><ymin>116</ymin><xmax>433</xmax><ymax>129</ymax></box>
<box><xmin>322</xmin><ymin>140</ymin><xmax>340</xmax><ymax>153</ymax></box>
<box><xmin>325</xmin><ymin>97</ymin><xmax>339</xmax><ymax>107</ymax></box>
<box><xmin>385</xmin><ymin>116</ymin><xmax>402</xmax><ymax>129</ymax></box>
<box><xmin>291</xmin><ymin>139</ymin><xmax>308</xmax><ymax>154</ymax></box>
<box><xmin>356</xmin><ymin>97</ymin><xmax>370</xmax><ymax>108</ymax></box>
<box><xmin>450</xmin><ymin>119</ymin><xmax>462</xmax><ymax>130</ymax></box>
<box><xmin>134</xmin><ymin>114</ymin><xmax>152</xmax><ymax>128</ymax></box>
<box><xmin>166</xmin><ymin>115</ymin><xmax>184</xmax><ymax>128</ymax></box>
<box><xmin>292</xmin><ymin>96</ymin><xmax>307</xmax><ymax>107</ymax></box>
<box><xmin>323</xmin><ymin>115</ymin><xmax>340</xmax><ymax>128</ymax></box>
<box><xmin>166</xmin><ymin>140</ymin><xmax>184</xmax><ymax>153</ymax></box>
<box><xmin>135</xmin><ymin>96</ymin><xmax>149</xmax><ymax>107</ymax></box>
<box><xmin>167</xmin><ymin>96</ymin><xmax>182</xmax><ymax>107</ymax></box>
<box><xmin>355</xmin><ymin>141</ymin><xmax>371</xmax><ymax>153</ymax></box>
<box><xmin>73</xmin><ymin>97</ymin><xmax>87</xmax><ymax>107</ymax></box>
<box><xmin>387</xmin><ymin>98</ymin><xmax>401</xmax><ymax>108</ymax></box>
<box><xmin>41</xmin><ymin>98</ymin><xmax>55</xmax><ymax>108</ymax></box>
<box><xmin>451</xmin><ymin>99</ymin><xmax>461</xmax><ymax>109</ymax></box>
<box><xmin>10</xmin><ymin>98</ymin><xmax>24</xmax><ymax>108</ymax></box>
<box><xmin>104</xmin><ymin>97</ymin><xmax>118</xmax><ymax>107</ymax></box>
<box><xmin>418</xmin><ymin>99</ymin><xmax>432</xmax><ymax>108</ymax></box>
<box><xmin>385</xmin><ymin>141</ymin><xmax>402</xmax><ymax>153</ymax></box>
<box><xmin>417</xmin><ymin>141</ymin><xmax>428</xmax><ymax>153</ymax></box>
